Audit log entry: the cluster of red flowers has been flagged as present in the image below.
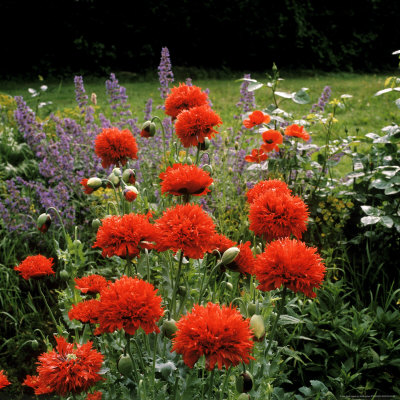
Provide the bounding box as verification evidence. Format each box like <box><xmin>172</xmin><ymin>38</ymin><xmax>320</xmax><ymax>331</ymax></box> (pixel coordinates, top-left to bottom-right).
<box><xmin>75</xmin><ymin>274</ymin><xmax>109</xmax><ymax>294</ymax></box>
<box><xmin>14</xmin><ymin>255</ymin><xmax>55</xmax><ymax>280</ymax></box>
<box><xmin>159</xmin><ymin>163</ymin><xmax>213</xmax><ymax>197</ymax></box>
<box><xmin>164</xmin><ymin>84</ymin><xmax>222</xmax><ymax>148</ymax></box>
<box><xmin>94</xmin><ymin>127</ymin><xmax>138</xmax><ymax>168</ymax></box>
<box><xmin>24</xmin><ymin>336</ymin><xmax>104</xmax><ymax>396</ymax></box>
<box><xmin>0</xmin><ymin>370</ymin><xmax>10</xmax><ymax>389</ymax></box>
<box><xmin>172</xmin><ymin>302</ymin><xmax>254</xmax><ymax>370</ymax></box>
<box><xmin>68</xmin><ymin>299</ymin><xmax>101</xmax><ymax>324</ymax></box>
<box><xmin>93</xmin><ymin>213</ymin><xmax>158</xmax><ymax>259</ymax></box>
<box><xmin>254</xmin><ymin>238</ymin><xmax>326</xmax><ymax>298</ymax></box>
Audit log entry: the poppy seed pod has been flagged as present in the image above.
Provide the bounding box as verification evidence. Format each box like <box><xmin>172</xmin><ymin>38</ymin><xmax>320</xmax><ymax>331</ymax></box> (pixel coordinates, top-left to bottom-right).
<box><xmin>123</xmin><ymin>186</ymin><xmax>138</xmax><ymax>202</ymax></box>
<box><xmin>250</xmin><ymin>314</ymin><xmax>265</xmax><ymax>341</ymax></box>
<box><xmin>118</xmin><ymin>354</ymin><xmax>133</xmax><ymax>376</ymax></box>
<box><xmin>37</xmin><ymin>213</ymin><xmax>51</xmax><ymax>233</ymax></box>
<box><xmin>162</xmin><ymin>318</ymin><xmax>178</xmax><ymax>339</ymax></box>
<box><xmin>122</xmin><ymin>168</ymin><xmax>136</xmax><ymax>185</ymax></box>
<box><xmin>221</xmin><ymin>247</ymin><xmax>240</xmax><ymax>266</ymax></box>
<box><xmin>140</xmin><ymin>121</ymin><xmax>156</xmax><ymax>138</ymax></box>
<box><xmin>236</xmin><ymin>371</ymin><xmax>253</xmax><ymax>393</ymax></box>
<box><xmin>92</xmin><ymin>219</ymin><xmax>101</xmax><ymax>230</ymax></box>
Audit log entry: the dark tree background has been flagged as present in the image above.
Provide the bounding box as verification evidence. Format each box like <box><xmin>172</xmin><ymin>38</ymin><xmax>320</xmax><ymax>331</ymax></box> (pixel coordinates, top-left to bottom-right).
<box><xmin>2</xmin><ymin>0</ymin><xmax>399</xmax><ymax>79</ymax></box>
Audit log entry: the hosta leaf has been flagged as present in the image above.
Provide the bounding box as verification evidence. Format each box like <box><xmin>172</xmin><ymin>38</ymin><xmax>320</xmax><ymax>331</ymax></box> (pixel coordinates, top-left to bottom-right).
<box><xmin>384</xmin><ymin>186</ymin><xmax>400</xmax><ymax>195</ymax></box>
<box><xmin>361</xmin><ymin>216</ymin><xmax>381</xmax><ymax>226</ymax></box>
<box><xmin>361</xmin><ymin>205</ymin><xmax>382</xmax><ymax>216</ymax></box>
<box><xmin>380</xmin><ymin>216</ymin><xmax>394</xmax><ymax>228</ymax></box>
<box><xmin>375</xmin><ymin>88</ymin><xmax>393</xmax><ymax>96</ymax></box>
<box><xmin>275</xmin><ymin>91</ymin><xmax>292</xmax><ymax>99</ymax></box>
<box><xmin>370</xmin><ymin>179</ymin><xmax>391</xmax><ymax>190</ymax></box>
<box><xmin>292</xmin><ymin>88</ymin><xmax>310</xmax><ymax>104</ymax></box>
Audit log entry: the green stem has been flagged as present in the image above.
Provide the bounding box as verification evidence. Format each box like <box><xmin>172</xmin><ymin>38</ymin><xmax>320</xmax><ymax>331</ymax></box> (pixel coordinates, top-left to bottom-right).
<box><xmin>207</xmin><ymin>369</ymin><xmax>215</xmax><ymax>399</ymax></box>
<box><xmin>145</xmin><ymin>249</ymin><xmax>151</xmax><ymax>283</ymax></box>
<box><xmin>265</xmin><ymin>286</ymin><xmax>287</xmax><ymax>356</ymax></box>
<box><xmin>198</xmin><ymin>261</ymin><xmax>223</xmax><ymax>304</ymax></box>
<box><xmin>219</xmin><ymin>367</ymin><xmax>232</xmax><ymax>400</ymax></box>
<box><xmin>37</xmin><ymin>282</ymin><xmax>58</xmax><ymax>330</ymax></box>
<box><xmin>126</xmin><ymin>335</ymin><xmax>140</xmax><ymax>385</ymax></box>
<box><xmin>152</xmin><ymin>116</ymin><xmax>167</xmax><ymax>165</ymax></box>
<box><xmin>171</xmin><ymin>251</ymin><xmax>184</xmax><ymax>319</ymax></box>
<box><xmin>45</xmin><ymin>206</ymin><xmax>68</xmax><ymax>244</ymax></box>
<box><xmin>195</xmin><ymin>145</ymin><xmax>201</xmax><ymax>165</ymax></box>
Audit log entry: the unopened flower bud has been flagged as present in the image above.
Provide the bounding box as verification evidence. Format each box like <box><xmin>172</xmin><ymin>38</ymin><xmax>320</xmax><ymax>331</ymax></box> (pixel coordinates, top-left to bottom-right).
<box><xmin>31</xmin><ymin>339</ymin><xmax>39</xmax><ymax>350</ymax></box>
<box><xmin>250</xmin><ymin>314</ymin><xmax>265</xmax><ymax>341</ymax></box>
<box><xmin>122</xmin><ymin>168</ymin><xmax>136</xmax><ymax>185</ymax></box>
<box><xmin>112</xmin><ymin>167</ymin><xmax>122</xmax><ymax>177</ymax></box>
<box><xmin>234</xmin><ymin>141</ymin><xmax>239</xmax><ymax>150</ymax></box>
<box><xmin>247</xmin><ymin>302</ymin><xmax>257</xmax><ymax>317</ymax></box>
<box><xmin>202</xmin><ymin>164</ymin><xmax>213</xmax><ymax>174</ymax></box>
<box><xmin>59</xmin><ymin>270</ymin><xmax>70</xmax><ymax>281</ymax></box>
<box><xmin>73</xmin><ymin>239</ymin><xmax>82</xmax><ymax>247</ymax></box>
<box><xmin>123</xmin><ymin>186</ymin><xmax>138</xmax><ymax>202</ymax></box>
<box><xmin>251</xmin><ymin>245</ymin><xmax>263</xmax><ymax>255</ymax></box>
<box><xmin>225</xmin><ymin>282</ymin><xmax>233</xmax><ymax>291</ymax></box>
<box><xmin>198</xmin><ymin>138</ymin><xmax>210</xmax><ymax>151</ymax></box>
<box><xmin>37</xmin><ymin>213</ymin><xmax>51</xmax><ymax>233</ymax></box>
<box><xmin>107</xmin><ymin>172</ymin><xmax>120</xmax><ymax>187</ymax></box>
<box><xmin>118</xmin><ymin>354</ymin><xmax>133</xmax><ymax>376</ymax></box>
<box><xmin>236</xmin><ymin>371</ymin><xmax>253</xmax><ymax>393</ymax></box>
<box><xmin>92</xmin><ymin>219</ymin><xmax>101</xmax><ymax>230</ymax></box>
<box><xmin>183</xmin><ymin>157</ymin><xmax>193</xmax><ymax>165</ymax></box>
<box><xmin>237</xmin><ymin>394</ymin><xmax>250</xmax><ymax>400</ymax></box>
<box><xmin>221</xmin><ymin>247</ymin><xmax>240</xmax><ymax>265</ymax></box>
<box><xmin>87</xmin><ymin>177</ymin><xmax>103</xmax><ymax>189</ymax></box>
<box><xmin>162</xmin><ymin>319</ymin><xmax>178</xmax><ymax>339</ymax></box>
<box><xmin>140</xmin><ymin>121</ymin><xmax>156</xmax><ymax>138</ymax></box>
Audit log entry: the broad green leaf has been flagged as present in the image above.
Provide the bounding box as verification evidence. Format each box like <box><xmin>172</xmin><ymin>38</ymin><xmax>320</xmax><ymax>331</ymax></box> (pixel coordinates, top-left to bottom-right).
<box><xmin>275</xmin><ymin>91</ymin><xmax>292</xmax><ymax>99</ymax></box>
<box><xmin>396</xmin><ymin>98</ymin><xmax>400</xmax><ymax>109</ymax></box>
<box><xmin>375</xmin><ymin>88</ymin><xmax>393</xmax><ymax>96</ymax></box>
<box><xmin>361</xmin><ymin>216</ymin><xmax>381</xmax><ymax>226</ymax></box>
<box><xmin>361</xmin><ymin>205</ymin><xmax>382</xmax><ymax>216</ymax></box>
<box><xmin>247</xmin><ymin>82</ymin><xmax>264</xmax><ymax>92</ymax></box>
<box><xmin>347</xmin><ymin>171</ymin><xmax>365</xmax><ymax>179</ymax></box>
<box><xmin>370</xmin><ymin>179</ymin><xmax>391</xmax><ymax>190</ymax></box>
<box><xmin>385</xmin><ymin>186</ymin><xmax>400</xmax><ymax>195</ymax></box>
<box><xmin>292</xmin><ymin>88</ymin><xmax>310</xmax><ymax>104</ymax></box>
<box><xmin>235</xmin><ymin>78</ymin><xmax>258</xmax><ymax>83</ymax></box>
<box><xmin>380</xmin><ymin>216</ymin><xmax>394</xmax><ymax>228</ymax></box>
<box><xmin>365</xmin><ymin>132</ymin><xmax>380</xmax><ymax>140</ymax></box>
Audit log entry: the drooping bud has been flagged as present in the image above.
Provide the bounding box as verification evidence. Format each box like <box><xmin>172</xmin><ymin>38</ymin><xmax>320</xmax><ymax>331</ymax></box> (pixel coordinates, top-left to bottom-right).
<box><xmin>236</xmin><ymin>371</ymin><xmax>253</xmax><ymax>393</ymax></box>
<box><xmin>250</xmin><ymin>314</ymin><xmax>265</xmax><ymax>342</ymax></box>
<box><xmin>221</xmin><ymin>247</ymin><xmax>240</xmax><ymax>266</ymax></box>
<box><xmin>140</xmin><ymin>121</ymin><xmax>156</xmax><ymax>138</ymax></box>
<box><xmin>225</xmin><ymin>282</ymin><xmax>233</xmax><ymax>291</ymax></box>
<box><xmin>123</xmin><ymin>186</ymin><xmax>138</xmax><ymax>202</ymax></box>
<box><xmin>122</xmin><ymin>168</ymin><xmax>136</xmax><ymax>185</ymax></box>
<box><xmin>118</xmin><ymin>354</ymin><xmax>133</xmax><ymax>376</ymax></box>
<box><xmin>37</xmin><ymin>213</ymin><xmax>51</xmax><ymax>233</ymax></box>
<box><xmin>107</xmin><ymin>172</ymin><xmax>120</xmax><ymax>187</ymax></box>
<box><xmin>247</xmin><ymin>302</ymin><xmax>257</xmax><ymax>317</ymax></box>
<box><xmin>161</xmin><ymin>319</ymin><xmax>178</xmax><ymax>339</ymax></box>
<box><xmin>31</xmin><ymin>339</ymin><xmax>39</xmax><ymax>351</ymax></box>
<box><xmin>112</xmin><ymin>167</ymin><xmax>122</xmax><ymax>177</ymax></box>
<box><xmin>198</xmin><ymin>137</ymin><xmax>210</xmax><ymax>151</ymax></box>
<box><xmin>87</xmin><ymin>177</ymin><xmax>103</xmax><ymax>190</ymax></box>
<box><xmin>92</xmin><ymin>219</ymin><xmax>101</xmax><ymax>230</ymax></box>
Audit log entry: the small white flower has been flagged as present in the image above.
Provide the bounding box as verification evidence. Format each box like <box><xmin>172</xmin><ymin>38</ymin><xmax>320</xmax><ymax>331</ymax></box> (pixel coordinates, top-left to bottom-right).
<box><xmin>40</xmin><ymin>85</ymin><xmax>48</xmax><ymax>91</ymax></box>
<box><xmin>38</xmin><ymin>102</ymin><xmax>46</xmax><ymax>108</ymax></box>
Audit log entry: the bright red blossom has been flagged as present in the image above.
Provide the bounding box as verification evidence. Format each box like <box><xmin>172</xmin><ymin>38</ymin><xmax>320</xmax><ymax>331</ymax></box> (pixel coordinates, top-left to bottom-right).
<box><xmin>0</xmin><ymin>370</ymin><xmax>10</xmax><ymax>389</ymax></box>
<box><xmin>261</xmin><ymin>129</ymin><xmax>283</xmax><ymax>152</ymax></box>
<box><xmin>93</xmin><ymin>213</ymin><xmax>158</xmax><ymax>259</ymax></box>
<box><xmin>246</xmin><ymin>179</ymin><xmax>291</xmax><ymax>204</ymax></box>
<box><xmin>165</xmin><ymin>83</ymin><xmax>209</xmax><ymax>119</ymax></box>
<box><xmin>86</xmin><ymin>391</ymin><xmax>103</xmax><ymax>400</ymax></box>
<box><xmin>159</xmin><ymin>163</ymin><xmax>213</xmax><ymax>197</ymax></box>
<box><xmin>80</xmin><ymin>178</ymin><xmax>94</xmax><ymax>195</ymax></box>
<box><xmin>75</xmin><ymin>274</ymin><xmax>109</xmax><ymax>294</ymax></box>
<box><xmin>254</xmin><ymin>238</ymin><xmax>326</xmax><ymax>298</ymax></box>
<box><xmin>249</xmin><ymin>190</ymin><xmax>309</xmax><ymax>242</ymax></box>
<box><xmin>172</xmin><ymin>303</ymin><xmax>254</xmax><ymax>370</ymax></box>
<box><xmin>14</xmin><ymin>255</ymin><xmax>55</xmax><ymax>280</ymax></box>
<box><xmin>68</xmin><ymin>299</ymin><xmax>101</xmax><ymax>324</ymax></box>
<box><xmin>174</xmin><ymin>105</ymin><xmax>222</xmax><ymax>148</ymax></box>
<box><xmin>25</xmin><ymin>336</ymin><xmax>104</xmax><ymax>396</ymax></box>
<box><xmin>285</xmin><ymin>124</ymin><xmax>310</xmax><ymax>141</ymax></box>
<box><xmin>155</xmin><ymin>203</ymin><xmax>216</xmax><ymax>259</ymax></box>
<box><xmin>96</xmin><ymin>276</ymin><xmax>163</xmax><ymax>335</ymax></box>
<box><xmin>94</xmin><ymin>127</ymin><xmax>138</xmax><ymax>168</ymax></box>
<box><xmin>243</xmin><ymin>110</ymin><xmax>271</xmax><ymax>129</ymax></box>
<box><xmin>244</xmin><ymin>148</ymin><xmax>269</xmax><ymax>163</ymax></box>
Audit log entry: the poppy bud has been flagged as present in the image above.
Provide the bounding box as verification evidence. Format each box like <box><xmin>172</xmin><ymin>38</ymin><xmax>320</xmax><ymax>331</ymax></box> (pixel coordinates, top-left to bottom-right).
<box><xmin>183</xmin><ymin>157</ymin><xmax>193</xmax><ymax>165</ymax></box>
<box><xmin>140</xmin><ymin>121</ymin><xmax>156</xmax><ymax>138</ymax></box>
<box><xmin>247</xmin><ymin>302</ymin><xmax>257</xmax><ymax>317</ymax></box>
<box><xmin>112</xmin><ymin>167</ymin><xmax>122</xmax><ymax>177</ymax></box>
<box><xmin>123</xmin><ymin>186</ymin><xmax>138</xmax><ymax>202</ymax></box>
<box><xmin>37</xmin><ymin>213</ymin><xmax>51</xmax><ymax>233</ymax></box>
<box><xmin>251</xmin><ymin>245</ymin><xmax>263</xmax><ymax>255</ymax></box>
<box><xmin>87</xmin><ymin>177</ymin><xmax>103</xmax><ymax>190</ymax></box>
<box><xmin>237</xmin><ymin>394</ymin><xmax>250</xmax><ymax>400</ymax></box>
<box><xmin>225</xmin><ymin>282</ymin><xmax>233</xmax><ymax>291</ymax></box>
<box><xmin>236</xmin><ymin>371</ymin><xmax>253</xmax><ymax>393</ymax></box>
<box><xmin>202</xmin><ymin>164</ymin><xmax>213</xmax><ymax>174</ymax></box>
<box><xmin>118</xmin><ymin>354</ymin><xmax>133</xmax><ymax>376</ymax></box>
<box><xmin>221</xmin><ymin>247</ymin><xmax>240</xmax><ymax>266</ymax></box>
<box><xmin>161</xmin><ymin>319</ymin><xmax>178</xmax><ymax>339</ymax></box>
<box><xmin>73</xmin><ymin>239</ymin><xmax>82</xmax><ymax>247</ymax></box>
<box><xmin>177</xmin><ymin>285</ymin><xmax>187</xmax><ymax>296</ymax></box>
<box><xmin>122</xmin><ymin>168</ymin><xmax>136</xmax><ymax>185</ymax></box>
<box><xmin>107</xmin><ymin>172</ymin><xmax>120</xmax><ymax>187</ymax></box>
<box><xmin>59</xmin><ymin>270</ymin><xmax>70</xmax><ymax>281</ymax></box>
<box><xmin>235</xmin><ymin>141</ymin><xmax>239</xmax><ymax>150</ymax></box>
<box><xmin>198</xmin><ymin>138</ymin><xmax>210</xmax><ymax>151</ymax></box>
<box><xmin>31</xmin><ymin>339</ymin><xmax>39</xmax><ymax>350</ymax></box>
<box><xmin>92</xmin><ymin>219</ymin><xmax>101</xmax><ymax>230</ymax></box>
<box><xmin>250</xmin><ymin>314</ymin><xmax>265</xmax><ymax>341</ymax></box>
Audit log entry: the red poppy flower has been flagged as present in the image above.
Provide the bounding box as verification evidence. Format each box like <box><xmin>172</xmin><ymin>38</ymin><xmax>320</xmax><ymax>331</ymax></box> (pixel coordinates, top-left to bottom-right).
<box><xmin>165</xmin><ymin>83</ymin><xmax>209</xmax><ymax>119</ymax></box>
<box><xmin>96</xmin><ymin>276</ymin><xmax>163</xmax><ymax>335</ymax></box>
<box><xmin>243</xmin><ymin>110</ymin><xmax>271</xmax><ymax>129</ymax></box>
<box><xmin>0</xmin><ymin>370</ymin><xmax>10</xmax><ymax>389</ymax></box>
<box><xmin>26</xmin><ymin>336</ymin><xmax>104</xmax><ymax>396</ymax></box>
<box><xmin>23</xmin><ymin>375</ymin><xmax>53</xmax><ymax>395</ymax></box>
<box><xmin>94</xmin><ymin>127</ymin><xmax>138</xmax><ymax>168</ymax></box>
<box><xmin>260</xmin><ymin>130</ymin><xmax>283</xmax><ymax>153</ymax></box>
<box><xmin>174</xmin><ymin>105</ymin><xmax>222</xmax><ymax>148</ymax></box>
<box><xmin>68</xmin><ymin>299</ymin><xmax>101</xmax><ymax>324</ymax></box>
<box><xmin>93</xmin><ymin>213</ymin><xmax>158</xmax><ymax>259</ymax></box>
<box><xmin>244</xmin><ymin>148</ymin><xmax>269</xmax><ymax>163</ymax></box>
<box><xmin>285</xmin><ymin>124</ymin><xmax>310</xmax><ymax>141</ymax></box>
<box><xmin>254</xmin><ymin>238</ymin><xmax>325</xmax><ymax>298</ymax></box>
<box><xmin>159</xmin><ymin>163</ymin><xmax>213</xmax><ymax>197</ymax></box>
<box><xmin>249</xmin><ymin>191</ymin><xmax>309</xmax><ymax>242</ymax></box>
<box><xmin>14</xmin><ymin>255</ymin><xmax>55</xmax><ymax>280</ymax></box>
<box><xmin>208</xmin><ymin>233</ymin><xmax>236</xmax><ymax>255</ymax></box>
<box><xmin>155</xmin><ymin>203</ymin><xmax>216</xmax><ymax>259</ymax></box>
<box><xmin>246</xmin><ymin>179</ymin><xmax>291</xmax><ymax>204</ymax></box>
<box><xmin>86</xmin><ymin>392</ymin><xmax>103</xmax><ymax>400</ymax></box>
<box><xmin>81</xmin><ymin>178</ymin><xmax>94</xmax><ymax>195</ymax></box>
<box><xmin>123</xmin><ymin>186</ymin><xmax>138</xmax><ymax>202</ymax></box>
<box><xmin>75</xmin><ymin>274</ymin><xmax>109</xmax><ymax>294</ymax></box>
<box><xmin>172</xmin><ymin>302</ymin><xmax>254</xmax><ymax>370</ymax></box>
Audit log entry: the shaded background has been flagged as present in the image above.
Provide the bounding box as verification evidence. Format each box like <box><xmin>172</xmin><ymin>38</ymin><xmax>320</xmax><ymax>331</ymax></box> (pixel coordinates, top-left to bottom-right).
<box><xmin>2</xmin><ymin>0</ymin><xmax>400</xmax><ymax>79</ymax></box>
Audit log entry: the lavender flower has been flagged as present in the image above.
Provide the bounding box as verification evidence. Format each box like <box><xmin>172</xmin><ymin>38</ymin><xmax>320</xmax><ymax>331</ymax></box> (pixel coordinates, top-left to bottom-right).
<box><xmin>158</xmin><ymin>47</ymin><xmax>174</xmax><ymax>103</ymax></box>
<box><xmin>144</xmin><ymin>98</ymin><xmax>153</xmax><ymax>121</ymax></box>
<box><xmin>310</xmin><ymin>86</ymin><xmax>332</xmax><ymax>114</ymax></box>
<box><xmin>235</xmin><ymin>74</ymin><xmax>256</xmax><ymax>119</ymax></box>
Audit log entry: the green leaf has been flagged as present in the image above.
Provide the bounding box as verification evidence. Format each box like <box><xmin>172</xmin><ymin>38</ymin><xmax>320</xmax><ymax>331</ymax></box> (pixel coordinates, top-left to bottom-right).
<box><xmin>247</xmin><ymin>82</ymin><xmax>264</xmax><ymax>92</ymax></box>
<box><xmin>370</xmin><ymin>179</ymin><xmax>391</xmax><ymax>190</ymax></box>
<box><xmin>375</xmin><ymin>88</ymin><xmax>393</xmax><ymax>96</ymax></box>
<box><xmin>385</xmin><ymin>186</ymin><xmax>400</xmax><ymax>195</ymax></box>
<box><xmin>361</xmin><ymin>205</ymin><xmax>382</xmax><ymax>216</ymax></box>
<box><xmin>395</xmin><ymin>98</ymin><xmax>400</xmax><ymax>109</ymax></box>
<box><xmin>347</xmin><ymin>171</ymin><xmax>365</xmax><ymax>179</ymax></box>
<box><xmin>380</xmin><ymin>216</ymin><xmax>394</xmax><ymax>228</ymax></box>
<box><xmin>361</xmin><ymin>216</ymin><xmax>381</xmax><ymax>226</ymax></box>
<box><xmin>279</xmin><ymin>315</ymin><xmax>304</xmax><ymax>325</ymax></box>
<box><xmin>365</xmin><ymin>132</ymin><xmax>381</xmax><ymax>140</ymax></box>
<box><xmin>275</xmin><ymin>91</ymin><xmax>292</xmax><ymax>99</ymax></box>
<box><xmin>235</xmin><ymin>77</ymin><xmax>258</xmax><ymax>83</ymax></box>
<box><xmin>292</xmin><ymin>88</ymin><xmax>310</xmax><ymax>104</ymax></box>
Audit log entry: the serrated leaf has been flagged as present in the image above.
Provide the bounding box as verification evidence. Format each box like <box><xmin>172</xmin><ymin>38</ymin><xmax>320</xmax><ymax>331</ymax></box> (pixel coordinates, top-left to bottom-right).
<box><xmin>361</xmin><ymin>216</ymin><xmax>381</xmax><ymax>226</ymax></box>
<box><xmin>361</xmin><ymin>205</ymin><xmax>382</xmax><ymax>216</ymax></box>
<box><xmin>292</xmin><ymin>88</ymin><xmax>310</xmax><ymax>104</ymax></box>
<box><xmin>380</xmin><ymin>216</ymin><xmax>394</xmax><ymax>228</ymax></box>
<box><xmin>375</xmin><ymin>88</ymin><xmax>393</xmax><ymax>96</ymax></box>
<box><xmin>275</xmin><ymin>91</ymin><xmax>292</xmax><ymax>99</ymax></box>
<box><xmin>247</xmin><ymin>82</ymin><xmax>264</xmax><ymax>92</ymax></box>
